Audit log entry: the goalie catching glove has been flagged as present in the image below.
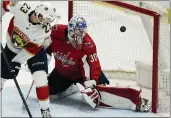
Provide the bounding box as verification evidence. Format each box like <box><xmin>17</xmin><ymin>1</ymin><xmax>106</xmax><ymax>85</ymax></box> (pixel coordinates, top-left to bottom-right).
<box><xmin>76</xmin><ymin>80</ymin><xmax>100</xmax><ymax>109</ymax></box>
<box><xmin>84</xmin><ymin>79</ymin><xmax>97</xmax><ymax>88</ymax></box>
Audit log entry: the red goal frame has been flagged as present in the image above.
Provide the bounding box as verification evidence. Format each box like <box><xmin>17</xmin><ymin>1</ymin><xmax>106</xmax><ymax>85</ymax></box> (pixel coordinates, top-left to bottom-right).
<box><xmin>68</xmin><ymin>1</ymin><xmax>160</xmax><ymax>113</ymax></box>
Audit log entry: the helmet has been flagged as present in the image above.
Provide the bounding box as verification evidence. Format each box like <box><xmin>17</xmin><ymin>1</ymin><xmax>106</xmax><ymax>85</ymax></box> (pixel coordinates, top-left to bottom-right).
<box><xmin>68</xmin><ymin>14</ymin><xmax>87</xmax><ymax>50</ymax></box>
<box><xmin>35</xmin><ymin>1</ymin><xmax>57</xmax><ymax>24</ymax></box>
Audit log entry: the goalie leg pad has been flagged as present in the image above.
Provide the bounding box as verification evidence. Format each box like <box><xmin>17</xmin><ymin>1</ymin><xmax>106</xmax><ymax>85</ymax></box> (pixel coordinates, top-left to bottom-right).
<box><xmin>97</xmin><ymin>85</ymin><xmax>141</xmax><ymax>111</ymax></box>
<box><xmin>49</xmin><ymin>84</ymin><xmax>79</xmax><ymax>100</ymax></box>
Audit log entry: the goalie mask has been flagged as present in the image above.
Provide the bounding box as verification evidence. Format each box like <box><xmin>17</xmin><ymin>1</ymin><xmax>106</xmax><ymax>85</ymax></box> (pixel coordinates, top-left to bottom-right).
<box><xmin>68</xmin><ymin>15</ymin><xmax>87</xmax><ymax>50</ymax></box>
<box><xmin>35</xmin><ymin>1</ymin><xmax>58</xmax><ymax>24</ymax></box>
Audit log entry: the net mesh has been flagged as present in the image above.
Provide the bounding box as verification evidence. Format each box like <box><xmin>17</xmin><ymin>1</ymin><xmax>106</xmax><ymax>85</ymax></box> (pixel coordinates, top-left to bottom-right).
<box><xmin>71</xmin><ymin>1</ymin><xmax>170</xmax><ymax>112</ymax></box>
<box><xmin>73</xmin><ymin>1</ymin><xmax>152</xmax><ymax>72</ymax></box>
<box><xmin>139</xmin><ymin>1</ymin><xmax>170</xmax><ymax>112</ymax></box>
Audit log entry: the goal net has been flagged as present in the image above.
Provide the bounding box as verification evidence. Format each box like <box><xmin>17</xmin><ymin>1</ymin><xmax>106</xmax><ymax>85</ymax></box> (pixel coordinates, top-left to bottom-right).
<box><xmin>68</xmin><ymin>1</ymin><xmax>170</xmax><ymax>113</ymax></box>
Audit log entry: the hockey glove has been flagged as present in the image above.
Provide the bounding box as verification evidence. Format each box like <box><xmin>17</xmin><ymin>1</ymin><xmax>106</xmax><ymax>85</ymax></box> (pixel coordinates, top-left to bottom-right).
<box><xmin>76</xmin><ymin>83</ymin><xmax>100</xmax><ymax>109</ymax></box>
<box><xmin>99</xmin><ymin>72</ymin><xmax>110</xmax><ymax>85</ymax></box>
<box><xmin>84</xmin><ymin>80</ymin><xmax>97</xmax><ymax>88</ymax></box>
<box><xmin>9</xmin><ymin>62</ymin><xmax>21</xmax><ymax>78</ymax></box>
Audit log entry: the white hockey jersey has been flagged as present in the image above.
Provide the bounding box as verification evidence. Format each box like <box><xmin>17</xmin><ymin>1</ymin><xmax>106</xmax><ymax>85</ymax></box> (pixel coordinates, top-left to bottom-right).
<box><xmin>3</xmin><ymin>1</ymin><xmax>52</xmax><ymax>64</ymax></box>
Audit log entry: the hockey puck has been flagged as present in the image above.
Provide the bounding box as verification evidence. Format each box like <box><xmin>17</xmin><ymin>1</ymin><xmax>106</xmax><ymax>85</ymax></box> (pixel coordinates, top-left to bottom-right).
<box><xmin>120</xmin><ymin>26</ymin><xmax>126</xmax><ymax>32</ymax></box>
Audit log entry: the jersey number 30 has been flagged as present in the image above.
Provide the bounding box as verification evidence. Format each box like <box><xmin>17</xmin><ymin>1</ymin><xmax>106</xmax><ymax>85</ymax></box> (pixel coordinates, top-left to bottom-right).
<box><xmin>89</xmin><ymin>53</ymin><xmax>98</xmax><ymax>62</ymax></box>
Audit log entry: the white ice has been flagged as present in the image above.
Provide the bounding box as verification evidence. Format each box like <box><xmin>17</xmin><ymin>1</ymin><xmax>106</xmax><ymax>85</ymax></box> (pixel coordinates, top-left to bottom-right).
<box><xmin>1</xmin><ymin>69</ymin><xmax>165</xmax><ymax>117</ymax></box>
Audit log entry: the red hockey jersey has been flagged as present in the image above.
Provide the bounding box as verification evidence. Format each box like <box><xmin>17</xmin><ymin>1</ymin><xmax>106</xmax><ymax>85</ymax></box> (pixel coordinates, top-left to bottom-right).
<box><xmin>46</xmin><ymin>24</ymin><xmax>101</xmax><ymax>84</ymax></box>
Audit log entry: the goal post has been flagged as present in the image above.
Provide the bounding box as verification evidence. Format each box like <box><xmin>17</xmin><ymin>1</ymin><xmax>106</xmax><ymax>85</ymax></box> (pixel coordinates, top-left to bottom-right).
<box><xmin>68</xmin><ymin>1</ymin><xmax>170</xmax><ymax>113</ymax></box>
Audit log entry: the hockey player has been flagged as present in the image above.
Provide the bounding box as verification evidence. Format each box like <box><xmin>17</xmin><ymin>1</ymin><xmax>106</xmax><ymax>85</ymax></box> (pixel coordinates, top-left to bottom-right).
<box><xmin>1</xmin><ymin>1</ymin><xmax>58</xmax><ymax>117</ymax></box>
<box><xmin>45</xmin><ymin>14</ymin><xmax>110</xmax><ymax>108</ymax></box>
<box><xmin>45</xmin><ymin>14</ymin><xmax>151</xmax><ymax>112</ymax></box>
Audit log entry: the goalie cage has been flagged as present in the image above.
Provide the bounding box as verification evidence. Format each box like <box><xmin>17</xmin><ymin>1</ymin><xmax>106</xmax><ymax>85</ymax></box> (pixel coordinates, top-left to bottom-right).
<box><xmin>68</xmin><ymin>1</ymin><xmax>170</xmax><ymax>113</ymax></box>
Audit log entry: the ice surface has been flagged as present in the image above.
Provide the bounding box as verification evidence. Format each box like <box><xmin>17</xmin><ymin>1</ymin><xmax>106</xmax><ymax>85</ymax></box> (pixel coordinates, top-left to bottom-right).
<box><xmin>1</xmin><ymin>69</ymin><xmax>162</xmax><ymax>117</ymax></box>
<box><xmin>0</xmin><ymin>51</ymin><xmax>166</xmax><ymax>117</ymax></box>
<box><xmin>2</xmin><ymin>85</ymin><xmax>161</xmax><ymax>117</ymax></box>
<box><xmin>0</xmin><ymin>57</ymin><xmax>167</xmax><ymax>117</ymax></box>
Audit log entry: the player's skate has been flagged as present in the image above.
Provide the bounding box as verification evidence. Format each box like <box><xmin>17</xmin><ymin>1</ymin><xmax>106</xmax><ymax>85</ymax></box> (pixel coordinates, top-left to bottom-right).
<box><xmin>136</xmin><ymin>98</ymin><xmax>151</xmax><ymax>112</ymax></box>
<box><xmin>41</xmin><ymin>108</ymin><xmax>51</xmax><ymax>118</ymax></box>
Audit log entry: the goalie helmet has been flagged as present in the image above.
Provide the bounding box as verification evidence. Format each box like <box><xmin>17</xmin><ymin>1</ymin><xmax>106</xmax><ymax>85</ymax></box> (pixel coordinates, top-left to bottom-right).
<box><xmin>68</xmin><ymin>14</ymin><xmax>87</xmax><ymax>50</ymax></box>
<box><xmin>35</xmin><ymin>1</ymin><xmax>57</xmax><ymax>24</ymax></box>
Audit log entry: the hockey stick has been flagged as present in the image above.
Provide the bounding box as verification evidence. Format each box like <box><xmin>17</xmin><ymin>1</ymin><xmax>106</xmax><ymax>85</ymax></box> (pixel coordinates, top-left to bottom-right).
<box><xmin>22</xmin><ymin>80</ymin><xmax>34</xmax><ymax>110</ymax></box>
<box><xmin>25</xmin><ymin>81</ymin><xmax>34</xmax><ymax>101</ymax></box>
<box><xmin>1</xmin><ymin>45</ymin><xmax>33</xmax><ymax>118</ymax></box>
<box><xmin>25</xmin><ymin>73</ymin><xmax>50</xmax><ymax>101</ymax></box>
<box><xmin>21</xmin><ymin>64</ymin><xmax>34</xmax><ymax>101</ymax></box>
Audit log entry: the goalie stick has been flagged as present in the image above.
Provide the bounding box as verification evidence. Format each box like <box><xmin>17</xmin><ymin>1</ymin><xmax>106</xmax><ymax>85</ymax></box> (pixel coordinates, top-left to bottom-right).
<box><xmin>1</xmin><ymin>45</ymin><xmax>33</xmax><ymax>118</ymax></box>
